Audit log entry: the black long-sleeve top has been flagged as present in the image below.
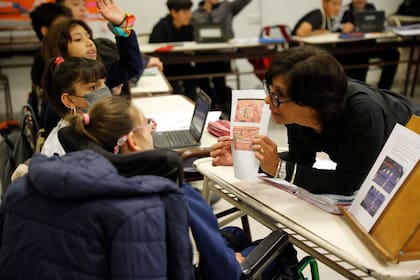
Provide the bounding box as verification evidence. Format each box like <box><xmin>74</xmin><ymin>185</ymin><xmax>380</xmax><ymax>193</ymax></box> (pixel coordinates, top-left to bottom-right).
<box><xmin>281</xmin><ymin>79</ymin><xmax>420</xmax><ymax>195</ymax></box>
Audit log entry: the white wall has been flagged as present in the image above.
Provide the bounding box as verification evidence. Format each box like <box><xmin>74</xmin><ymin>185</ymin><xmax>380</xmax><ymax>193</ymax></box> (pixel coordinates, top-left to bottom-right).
<box><xmin>109</xmin><ymin>0</ymin><xmax>400</xmax><ymax>39</ymax></box>
<box><xmin>0</xmin><ymin>0</ymin><xmax>403</xmax><ymax>119</ymax></box>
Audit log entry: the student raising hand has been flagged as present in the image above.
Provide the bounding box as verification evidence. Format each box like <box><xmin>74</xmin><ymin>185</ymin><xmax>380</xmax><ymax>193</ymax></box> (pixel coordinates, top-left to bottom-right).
<box><xmin>96</xmin><ymin>0</ymin><xmax>126</xmax><ymax>26</ymax></box>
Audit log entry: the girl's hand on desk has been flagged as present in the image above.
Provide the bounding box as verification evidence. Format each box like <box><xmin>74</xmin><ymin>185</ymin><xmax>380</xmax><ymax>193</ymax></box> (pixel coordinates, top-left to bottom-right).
<box><xmin>210</xmin><ymin>136</ymin><xmax>233</xmax><ymax>166</ymax></box>
<box><xmin>341</xmin><ymin>22</ymin><xmax>354</xmax><ymax>34</ymax></box>
<box><xmin>252</xmin><ymin>135</ymin><xmax>279</xmax><ymax>177</ymax></box>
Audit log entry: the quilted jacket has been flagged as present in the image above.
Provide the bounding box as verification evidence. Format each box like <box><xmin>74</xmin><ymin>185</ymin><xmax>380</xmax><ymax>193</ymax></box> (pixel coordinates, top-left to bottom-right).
<box><xmin>0</xmin><ymin>151</ymin><xmax>193</xmax><ymax>280</ymax></box>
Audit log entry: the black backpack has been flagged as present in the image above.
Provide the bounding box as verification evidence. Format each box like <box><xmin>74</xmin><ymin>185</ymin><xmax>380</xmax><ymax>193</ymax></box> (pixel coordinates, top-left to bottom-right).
<box><xmin>397</xmin><ymin>0</ymin><xmax>420</xmax><ymax>16</ymax></box>
<box><xmin>0</xmin><ymin>105</ymin><xmax>39</xmax><ymax>194</ymax></box>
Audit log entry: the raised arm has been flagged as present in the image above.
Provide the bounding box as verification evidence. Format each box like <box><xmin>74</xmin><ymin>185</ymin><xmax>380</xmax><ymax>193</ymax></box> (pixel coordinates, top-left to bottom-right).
<box><xmin>230</xmin><ymin>0</ymin><xmax>252</xmax><ymax>17</ymax></box>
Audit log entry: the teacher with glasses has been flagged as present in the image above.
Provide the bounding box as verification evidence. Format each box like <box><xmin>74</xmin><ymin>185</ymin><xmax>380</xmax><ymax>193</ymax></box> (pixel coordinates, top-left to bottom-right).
<box><xmin>210</xmin><ymin>46</ymin><xmax>420</xmax><ymax>195</ymax></box>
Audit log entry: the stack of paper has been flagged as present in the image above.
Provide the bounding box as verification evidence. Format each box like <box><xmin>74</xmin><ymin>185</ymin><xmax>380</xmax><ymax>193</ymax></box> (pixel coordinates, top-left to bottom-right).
<box><xmin>391</xmin><ymin>24</ymin><xmax>420</xmax><ymax>36</ymax></box>
<box><xmin>297</xmin><ymin>188</ymin><xmax>356</xmax><ymax>215</ymax></box>
<box><xmin>258</xmin><ymin>174</ymin><xmax>356</xmax><ymax>214</ymax></box>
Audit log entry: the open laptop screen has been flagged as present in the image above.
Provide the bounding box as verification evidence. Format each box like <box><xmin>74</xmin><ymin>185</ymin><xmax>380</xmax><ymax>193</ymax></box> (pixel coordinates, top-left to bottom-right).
<box><xmin>190</xmin><ymin>89</ymin><xmax>211</xmax><ymax>140</ymax></box>
<box><xmin>354</xmin><ymin>10</ymin><xmax>385</xmax><ymax>33</ymax></box>
<box><xmin>194</xmin><ymin>23</ymin><xmax>228</xmax><ymax>43</ymax></box>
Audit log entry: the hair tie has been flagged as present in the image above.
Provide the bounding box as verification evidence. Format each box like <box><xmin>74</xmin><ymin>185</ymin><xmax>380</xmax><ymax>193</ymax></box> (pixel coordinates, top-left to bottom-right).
<box><xmin>82</xmin><ymin>113</ymin><xmax>90</xmax><ymax>126</ymax></box>
<box><xmin>51</xmin><ymin>56</ymin><xmax>65</xmax><ymax>72</ymax></box>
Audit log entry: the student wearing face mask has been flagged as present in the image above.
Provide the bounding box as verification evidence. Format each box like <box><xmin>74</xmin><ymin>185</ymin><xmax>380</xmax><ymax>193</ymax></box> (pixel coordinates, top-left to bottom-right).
<box><xmin>40</xmin><ymin>57</ymin><xmax>112</xmax><ymax>157</ymax></box>
<box><xmin>40</xmin><ymin>0</ymin><xmax>143</xmax><ymax>135</ymax></box>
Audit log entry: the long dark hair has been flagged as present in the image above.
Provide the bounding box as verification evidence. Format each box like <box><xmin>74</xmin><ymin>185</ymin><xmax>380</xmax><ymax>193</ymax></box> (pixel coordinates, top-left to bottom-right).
<box><xmin>266</xmin><ymin>46</ymin><xmax>347</xmax><ymax>126</ymax></box>
<box><xmin>41</xmin><ymin>18</ymin><xmax>94</xmax><ymax>64</ymax></box>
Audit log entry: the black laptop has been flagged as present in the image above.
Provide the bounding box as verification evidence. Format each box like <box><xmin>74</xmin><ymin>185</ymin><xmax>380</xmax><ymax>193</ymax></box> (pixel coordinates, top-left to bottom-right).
<box><xmin>153</xmin><ymin>89</ymin><xmax>211</xmax><ymax>149</ymax></box>
<box><xmin>194</xmin><ymin>22</ymin><xmax>228</xmax><ymax>43</ymax></box>
<box><xmin>354</xmin><ymin>10</ymin><xmax>385</xmax><ymax>33</ymax></box>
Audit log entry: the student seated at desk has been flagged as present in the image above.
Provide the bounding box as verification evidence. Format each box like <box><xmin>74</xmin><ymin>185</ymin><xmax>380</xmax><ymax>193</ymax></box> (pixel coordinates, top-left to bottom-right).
<box><xmin>149</xmin><ymin>0</ymin><xmax>202</xmax><ymax>100</ymax></box>
<box><xmin>292</xmin><ymin>0</ymin><xmax>368</xmax><ymax>82</ymax></box>
<box><xmin>5</xmin><ymin>96</ymin><xmax>298</xmax><ymax>280</ymax></box>
<box><xmin>192</xmin><ymin>0</ymin><xmax>252</xmax><ymax>114</ymax></box>
<box><xmin>340</xmin><ymin>0</ymin><xmax>400</xmax><ymax>90</ymax></box>
<box><xmin>211</xmin><ymin>46</ymin><xmax>420</xmax><ymax>195</ymax></box>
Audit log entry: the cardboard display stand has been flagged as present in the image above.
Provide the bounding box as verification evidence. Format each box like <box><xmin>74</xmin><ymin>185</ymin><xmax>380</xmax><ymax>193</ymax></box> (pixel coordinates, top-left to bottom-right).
<box><xmin>342</xmin><ymin>115</ymin><xmax>420</xmax><ymax>264</ymax></box>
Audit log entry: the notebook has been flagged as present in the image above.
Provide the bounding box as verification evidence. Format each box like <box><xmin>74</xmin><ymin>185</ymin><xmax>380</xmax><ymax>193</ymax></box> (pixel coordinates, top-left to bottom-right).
<box><xmin>353</xmin><ymin>10</ymin><xmax>385</xmax><ymax>33</ymax></box>
<box><xmin>153</xmin><ymin>89</ymin><xmax>212</xmax><ymax>149</ymax></box>
<box><xmin>194</xmin><ymin>22</ymin><xmax>228</xmax><ymax>43</ymax></box>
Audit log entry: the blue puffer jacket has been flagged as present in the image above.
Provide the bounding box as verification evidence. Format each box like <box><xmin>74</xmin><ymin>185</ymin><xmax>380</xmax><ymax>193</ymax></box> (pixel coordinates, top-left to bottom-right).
<box><xmin>0</xmin><ymin>151</ymin><xmax>193</xmax><ymax>280</ymax></box>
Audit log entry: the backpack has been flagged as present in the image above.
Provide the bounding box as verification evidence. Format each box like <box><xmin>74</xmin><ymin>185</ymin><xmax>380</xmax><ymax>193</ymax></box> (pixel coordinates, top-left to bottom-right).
<box><xmin>0</xmin><ymin>105</ymin><xmax>39</xmax><ymax>194</ymax></box>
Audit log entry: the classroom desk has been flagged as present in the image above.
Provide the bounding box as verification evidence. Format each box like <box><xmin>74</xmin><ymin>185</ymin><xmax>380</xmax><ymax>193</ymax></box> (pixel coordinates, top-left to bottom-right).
<box><xmin>130</xmin><ymin>67</ymin><xmax>172</xmax><ymax>96</ymax></box>
<box><xmin>140</xmin><ymin>39</ymin><xmax>285</xmax><ymax>83</ymax></box>
<box><xmin>292</xmin><ymin>31</ymin><xmax>420</xmax><ymax>96</ymax></box>
<box><xmin>194</xmin><ymin>158</ymin><xmax>420</xmax><ymax>280</ymax></box>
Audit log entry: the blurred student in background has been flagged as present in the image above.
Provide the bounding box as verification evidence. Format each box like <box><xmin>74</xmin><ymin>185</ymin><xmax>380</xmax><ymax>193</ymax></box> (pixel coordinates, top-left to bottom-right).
<box><xmin>340</xmin><ymin>0</ymin><xmax>400</xmax><ymax>89</ymax></box>
<box><xmin>192</xmin><ymin>0</ymin><xmax>252</xmax><ymax>114</ymax></box>
<box><xmin>150</xmin><ymin>0</ymin><xmax>200</xmax><ymax>100</ymax></box>
<box><xmin>292</xmin><ymin>0</ymin><xmax>368</xmax><ymax>82</ymax></box>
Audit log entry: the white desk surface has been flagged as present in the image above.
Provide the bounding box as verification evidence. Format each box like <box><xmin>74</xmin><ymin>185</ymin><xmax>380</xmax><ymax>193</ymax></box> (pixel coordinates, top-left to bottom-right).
<box><xmin>130</xmin><ymin>67</ymin><xmax>172</xmax><ymax>96</ymax></box>
<box><xmin>131</xmin><ymin>94</ymin><xmax>219</xmax><ymax>148</ymax></box>
<box><xmin>292</xmin><ymin>31</ymin><xmax>398</xmax><ymax>45</ymax></box>
<box><xmin>140</xmin><ymin>38</ymin><xmax>278</xmax><ymax>53</ymax></box>
<box><xmin>194</xmin><ymin>158</ymin><xmax>420</xmax><ymax>280</ymax></box>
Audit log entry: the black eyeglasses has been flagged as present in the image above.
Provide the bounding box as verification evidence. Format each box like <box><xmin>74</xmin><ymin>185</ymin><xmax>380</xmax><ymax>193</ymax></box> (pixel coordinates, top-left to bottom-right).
<box><xmin>263</xmin><ymin>80</ymin><xmax>292</xmax><ymax>108</ymax></box>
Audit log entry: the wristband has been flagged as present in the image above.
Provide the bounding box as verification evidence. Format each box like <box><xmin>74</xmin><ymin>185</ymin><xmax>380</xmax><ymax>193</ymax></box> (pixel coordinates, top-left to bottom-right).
<box><xmin>108</xmin><ymin>13</ymin><xmax>136</xmax><ymax>37</ymax></box>
<box><xmin>116</xmin><ymin>15</ymin><xmax>127</xmax><ymax>27</ymax></box>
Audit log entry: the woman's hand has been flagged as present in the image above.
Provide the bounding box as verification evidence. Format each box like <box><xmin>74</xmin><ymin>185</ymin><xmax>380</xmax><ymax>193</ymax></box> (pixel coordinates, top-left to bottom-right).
<box><xmin>96</xmin><ymin>0</ymin><xmax>126</xmax><ymax>26</ymax></box>
<box><xmin>252</xmin><ymin>134</ymin><xmax>279</xmax><ymax>176</ymax></box>
<box><xmin>210</xmin><ymin>136</ymin><xmax>233</xmax><ymax>166</ymax></box>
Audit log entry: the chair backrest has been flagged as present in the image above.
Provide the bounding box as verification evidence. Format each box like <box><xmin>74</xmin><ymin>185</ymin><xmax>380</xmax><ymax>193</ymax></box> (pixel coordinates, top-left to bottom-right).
<box><xmin>58</xmin><ymin>126</ymin><xmax>184</xmax><ymax>184</ymax></box>
<box><xmin>0</xmin><ymin>105</ymin><xmax>38</xmax><ymax>193</ymax></box>
<box><xmin>260</xmin><ymin>24</ymin><xmax>292</xmax><ymax>43</ymax></box>
<box><xmin>21</xmin><ymin>104</ymin><xmax>39</xmax><ymax>152</ymax></box>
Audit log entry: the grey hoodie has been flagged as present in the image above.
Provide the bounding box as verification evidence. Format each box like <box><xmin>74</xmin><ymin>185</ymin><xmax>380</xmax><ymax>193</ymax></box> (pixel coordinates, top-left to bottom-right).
<box><xmin>192</xmin><ymin>0</ymin><xmax>252</xmax><ymax>38</ymax></box>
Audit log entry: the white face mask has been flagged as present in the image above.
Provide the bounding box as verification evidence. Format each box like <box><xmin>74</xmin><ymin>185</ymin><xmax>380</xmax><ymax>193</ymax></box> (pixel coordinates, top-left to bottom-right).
<box><xmin>79</xmin><ymin>86</ymin><xmax>112</xmax><ymax>112</ymax></box>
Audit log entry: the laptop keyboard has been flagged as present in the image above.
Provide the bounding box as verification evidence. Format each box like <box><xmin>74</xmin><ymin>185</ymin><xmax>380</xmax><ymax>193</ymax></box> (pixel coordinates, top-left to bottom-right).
<box><xmin>165</xmin><ymin>130</ymin><xmax>196</xmax><ymax>146</ymax></box>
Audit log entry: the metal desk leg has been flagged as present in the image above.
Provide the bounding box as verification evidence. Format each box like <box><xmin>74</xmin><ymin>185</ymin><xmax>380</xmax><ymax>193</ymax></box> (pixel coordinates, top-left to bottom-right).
<box><xmin>410</xmin><ymin>41</ymin><xmax>420</xmax><ymax>97</ymax></box>
<box><xmin>201</xmin><ymin>176</ymin><xmax>211</xmax><ymax>204</ymax></box>
<box><xmin>404</xmin><ymin>37</ymin><xmax>416</xmax><ymax>96</ymax></box>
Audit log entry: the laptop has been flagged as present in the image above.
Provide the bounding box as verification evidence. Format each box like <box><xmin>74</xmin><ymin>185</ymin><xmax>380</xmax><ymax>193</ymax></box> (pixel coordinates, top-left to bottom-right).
<box><xmin>354</xmin><ymin>10</ymin><xmax>385</xmax><ymax>33</ymax></box>
<box><xmin>153</xmin><ymin>89</ymin><xmax>211</xmax><ymax>149</ymax></box>
<box><xmin>194</xmin><ymin>22</ymin><xmax>228</xmax><ymax>43</ymax></box>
